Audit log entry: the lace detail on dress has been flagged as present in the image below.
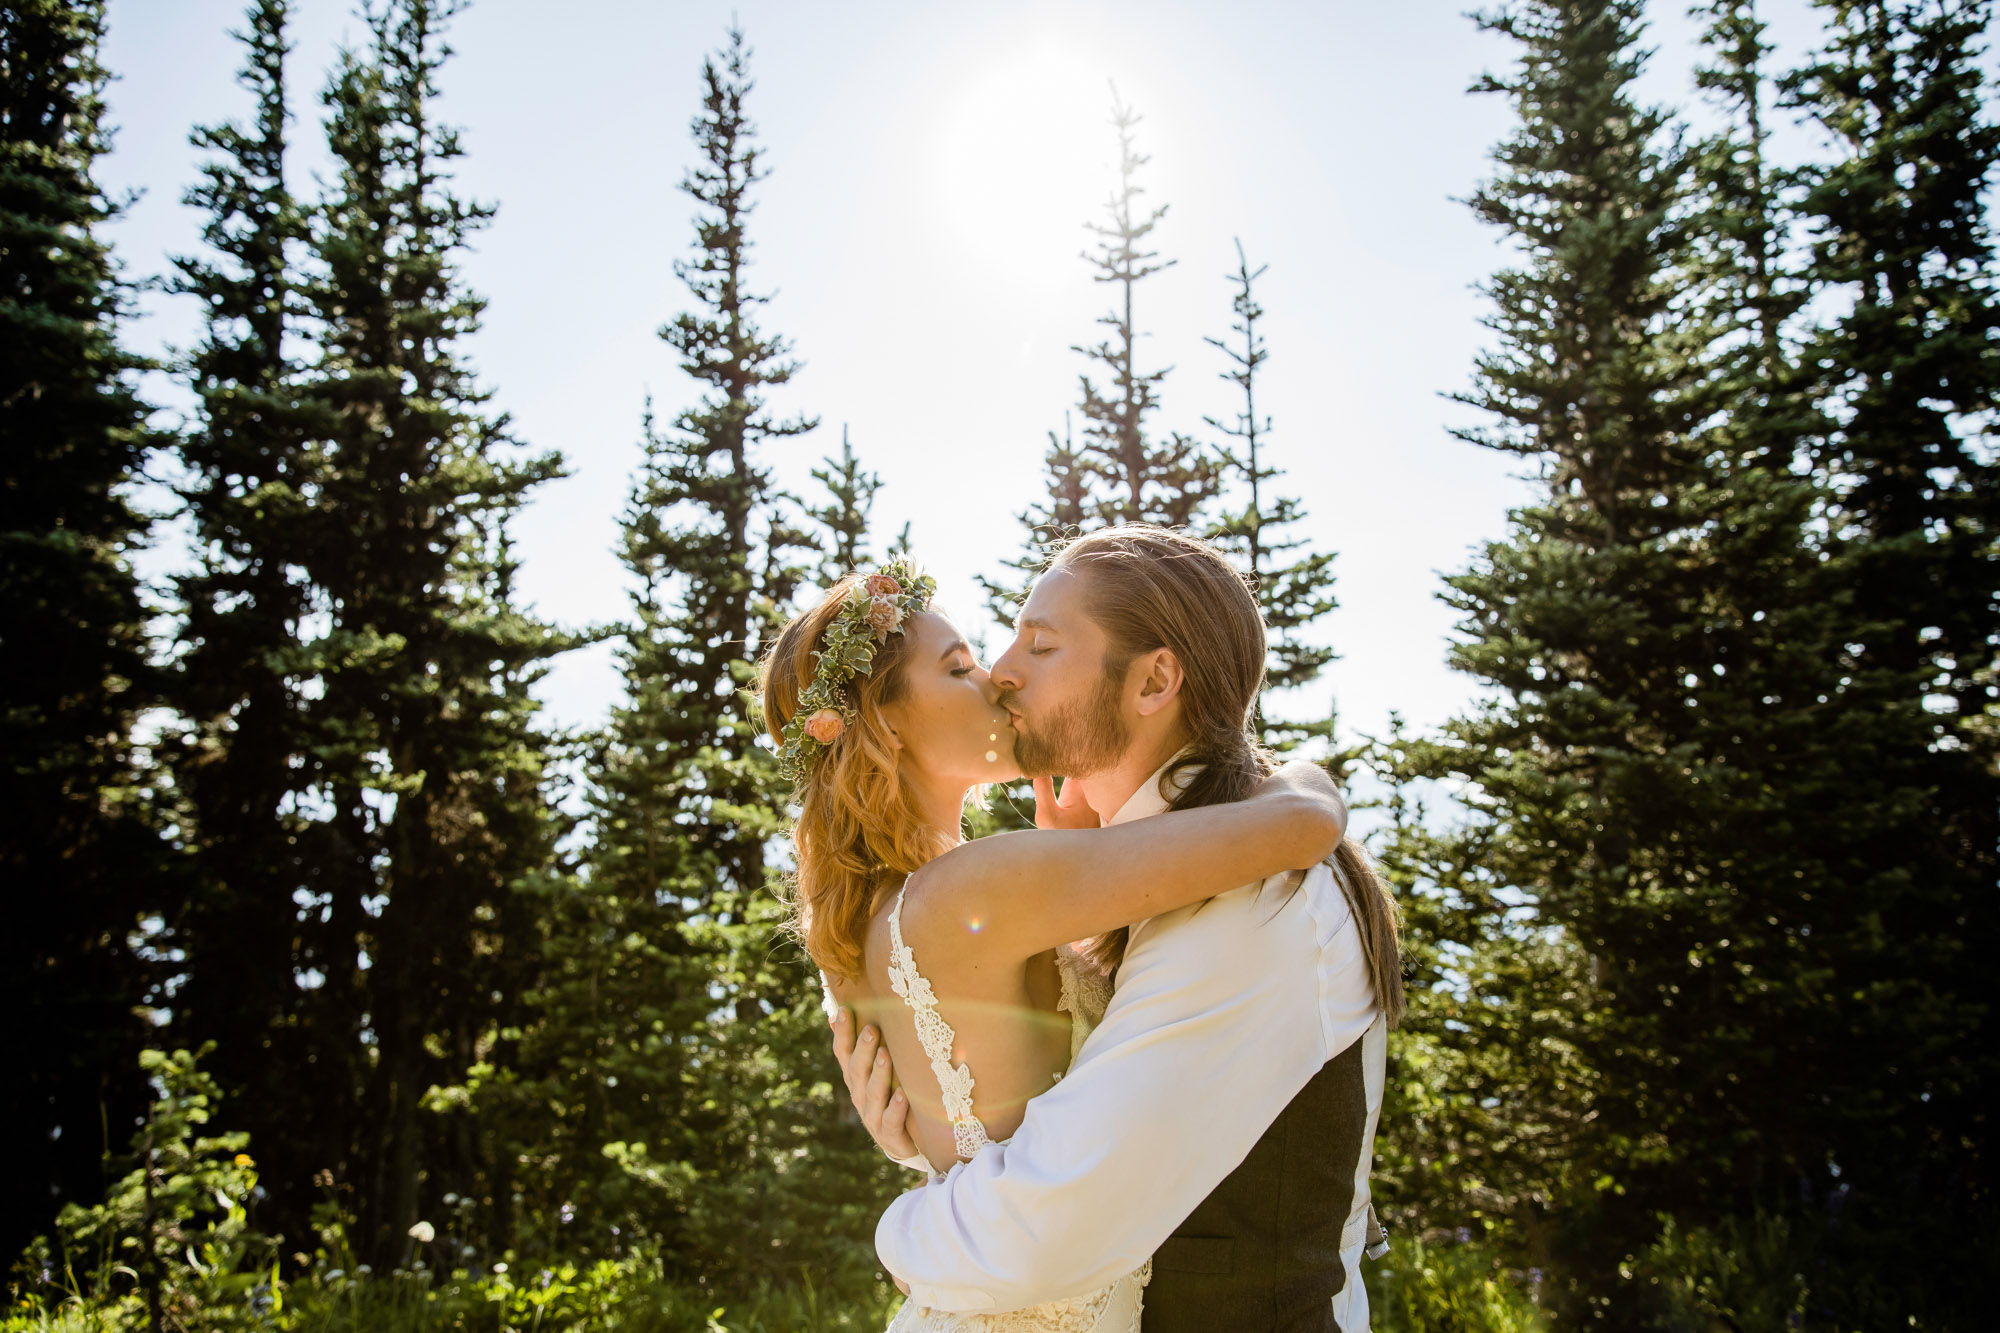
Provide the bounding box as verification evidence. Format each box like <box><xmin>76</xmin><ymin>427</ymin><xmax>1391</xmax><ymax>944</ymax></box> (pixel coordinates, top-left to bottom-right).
<box><xmin>886</xmin><ymin>1260</ymin><xmax>1151</xmax><ymax>1333</ymax></box>
<box><xmin>1052</xmin><ymin>947</ymin><xmax>1113</xmax><ymax>1068</ymax></box>
<box><xmin>886</xmin><ymin>882</ymin><xmax>991</xmax><ymax>1161</ymax></box>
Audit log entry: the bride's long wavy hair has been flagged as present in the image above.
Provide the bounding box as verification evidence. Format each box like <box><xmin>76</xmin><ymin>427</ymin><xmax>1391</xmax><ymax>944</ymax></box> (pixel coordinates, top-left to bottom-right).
<box><xmin>759</xmin><ymin>573</ymin><xmax>961</xmax><ymax>982</ymax></box>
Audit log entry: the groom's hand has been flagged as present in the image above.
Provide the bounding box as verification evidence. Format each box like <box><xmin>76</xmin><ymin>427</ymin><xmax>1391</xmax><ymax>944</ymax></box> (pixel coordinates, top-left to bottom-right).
<box><xmin>830</xmin><ymin>1007</ymin><xmax>920</xmax><ymax>1162</ymax></box>
<box><xmin>1032</xmin><ymin>775</ymin><xmax>1100</xmax><ymax>830</ymax></box>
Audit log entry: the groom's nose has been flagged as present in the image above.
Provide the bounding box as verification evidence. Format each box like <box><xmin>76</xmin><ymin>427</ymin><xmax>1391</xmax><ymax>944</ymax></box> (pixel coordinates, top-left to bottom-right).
<box><xmin>989</xmin><ymin>641</ymin><xmax>1025</xmax><ymax>693</ymax></box>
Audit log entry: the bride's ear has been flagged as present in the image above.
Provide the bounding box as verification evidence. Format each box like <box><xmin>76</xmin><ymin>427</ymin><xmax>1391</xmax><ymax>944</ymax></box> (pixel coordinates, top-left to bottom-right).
<box><xmin>871</xmin><ymin>702</ymin><xmax>906</xmax><ymax>752</ymax></box>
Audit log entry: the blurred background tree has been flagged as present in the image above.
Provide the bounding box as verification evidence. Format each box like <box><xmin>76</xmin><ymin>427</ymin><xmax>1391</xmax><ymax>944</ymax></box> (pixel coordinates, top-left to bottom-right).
<box><xmin>0</xmin><ymin>0</ymin><xmax>173</xmax><ymax>1270</ymax></box>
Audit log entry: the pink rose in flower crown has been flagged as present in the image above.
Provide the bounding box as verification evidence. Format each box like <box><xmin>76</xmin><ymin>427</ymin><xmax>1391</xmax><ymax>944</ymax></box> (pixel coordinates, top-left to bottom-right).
<box><xmin>865</xmin><ymin>573</ymin><xmax>902</xmax><ymax>598</ymax></box>
<box><xmin>866</xmin><ymin>595</ymin><xmax>902</xmax><ymax>637</ymax></box>
<box><xmin>803</xmin><ymin>709</ymin><xmax>846</xmax><ymax>744</ymax></box>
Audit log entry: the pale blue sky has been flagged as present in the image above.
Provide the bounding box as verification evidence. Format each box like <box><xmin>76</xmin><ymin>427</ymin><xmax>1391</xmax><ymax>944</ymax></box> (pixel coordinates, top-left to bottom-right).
<box><xmin>100</xmin><ymin>0</ymin><xmax>1832</xmax><ymax>750</ymax></box>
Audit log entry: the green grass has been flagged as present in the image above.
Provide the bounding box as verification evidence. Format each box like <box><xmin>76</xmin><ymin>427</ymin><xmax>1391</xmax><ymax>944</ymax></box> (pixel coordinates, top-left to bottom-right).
<box><xmin>6</xmin><ymin>1257</ymin><xmax>903</xmax><ymax>1333</ymax></box>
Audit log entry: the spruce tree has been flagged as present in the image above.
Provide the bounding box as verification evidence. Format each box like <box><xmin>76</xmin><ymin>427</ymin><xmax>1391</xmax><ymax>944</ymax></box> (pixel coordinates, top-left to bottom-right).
<box><xmin>1392</xmin><ymin>0</ymin><xmax>1997</xmax><ymax>1320</ymax></box>
<box><xmin>809</xmin><ymin>426</ymin><xmax>898</xmax><ymax>579</ymax></box>
<box><xmin>1201</xmin><ymin>242</ymin><xmax>1338</xmax><ymax>749</ymax></box>
<box><xmin>507</xmin><ymin>26</ymin><xmax>895</xmax><ymax>1290</ymax></box>
<box><xmin>157</xmin><ymin>0</ymin><xmax>342</xmax><ymax>1247</ymax></box>
<box><xmin>286</xmin><ymin>0</ymin><xmax>572</xmax><ymax>1266</ymax></box>
<box><xmin>1777</xmin><ymin>0</ymin><xmax>2000</xmax><ymax>1310</ymax></box>
<box><xmin>0</xmin><ymin>0</ymin><xmax>171</xmax><ymax>1263</ymax></box>
<box><xmin>977</xmin><ymin>414</ymin><xmax>1088</xmax><ymax>628</ymax></box>
<box><xmin>1073</xmin><ymin>93</ymin><xmax>1217</xmax><ymax>529</ymax></box>
<box><xmin>983</xmin><ymin>93</ymin><xmax>1217</xmax><ymax>628</ymax></box>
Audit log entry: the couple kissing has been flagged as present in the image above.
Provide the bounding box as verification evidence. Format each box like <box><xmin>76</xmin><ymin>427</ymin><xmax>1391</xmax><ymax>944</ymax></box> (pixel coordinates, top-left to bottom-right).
<box><xmin>758</xmin><ymin>524</ymin><xmax>1403</xmax><ymax>1333</ymax></box>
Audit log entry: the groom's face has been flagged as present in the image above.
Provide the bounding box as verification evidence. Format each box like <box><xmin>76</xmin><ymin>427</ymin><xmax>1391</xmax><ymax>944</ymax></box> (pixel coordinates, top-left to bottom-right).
<box><xmin>990</xmin><ymin>568</ymin><xmax>1131</xmax><ymax>779</ymax></box>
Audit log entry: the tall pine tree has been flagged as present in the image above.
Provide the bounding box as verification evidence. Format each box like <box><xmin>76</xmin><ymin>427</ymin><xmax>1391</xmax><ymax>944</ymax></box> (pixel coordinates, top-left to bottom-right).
<box><xmin>983</xmin><ymin>93</ymin><xmax>1217</xmax><ymax>629</ymax></box>
<box><xmin>809</xmin><ymin>426</ymin><xmax>902</xmax><ymax>580</ymax></box>
<box><xmin>278</xmin><ymin>0</ymin><xmax>573</xmax><ymax>1266</ymax></box>
<box><xmin>1777</xmin><ymin>0</ymin><xmax>2000</xmax><ymax>1312</ymax></box>
<box><xmin>157</xmin><ymin>0</ymin><xmax>346</xmax><ymax>1248</ymax></box>
<box><xmin>1073</xmin><ymin>94</ymin><xmax>1216</xmax><ymax>530</ymax></box>
<box><xmin>505</xmin><ymin>25</ymin><xmax>896</xmax><ymax>1292</ymax></box>
<box><xmin>1202</xmin><ymin>241</ymin><xmax>1339</xmax><ymax>749</ymax></box>
<box><xmin>0</xmin><ymin>0</ymin><xmax>172</xmax><ymax>1264</ymax></box>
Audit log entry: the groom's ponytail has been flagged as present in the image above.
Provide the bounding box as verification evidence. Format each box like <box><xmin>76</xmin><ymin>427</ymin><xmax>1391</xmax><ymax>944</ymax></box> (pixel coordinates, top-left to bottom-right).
<box><xmin>1328</xmin><ymin>837</ymin><xmax>1404</xmax><ymax>1029</ymax></box>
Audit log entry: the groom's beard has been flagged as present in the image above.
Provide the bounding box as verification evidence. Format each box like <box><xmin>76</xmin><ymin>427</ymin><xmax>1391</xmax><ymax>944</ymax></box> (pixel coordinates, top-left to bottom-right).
<box><xmin>1006</xmin><ymin>671</ymin><xmax>1130</xmax><ymax>779</ymax></box>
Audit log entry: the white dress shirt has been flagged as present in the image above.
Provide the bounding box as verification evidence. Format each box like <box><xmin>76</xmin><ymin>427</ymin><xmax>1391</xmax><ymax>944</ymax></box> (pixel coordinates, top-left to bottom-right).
<box><xmin>875</xmin><ymin>759</ymin><xmax>1383</xmax><ymax>1313</ymax></box>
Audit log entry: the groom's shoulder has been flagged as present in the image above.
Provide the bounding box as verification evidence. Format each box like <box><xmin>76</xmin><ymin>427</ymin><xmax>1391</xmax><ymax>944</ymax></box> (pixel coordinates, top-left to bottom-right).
<box><xmin>1128</xmin><ymin>859</ymin><xmax>1345</xmax><ymax>960</ymax></box>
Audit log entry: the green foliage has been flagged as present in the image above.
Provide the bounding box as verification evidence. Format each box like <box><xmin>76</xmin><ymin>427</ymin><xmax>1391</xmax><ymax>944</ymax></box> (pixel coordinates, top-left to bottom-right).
<box><xmin>1363</xmin><ymin>1237</ymin><xmax>1549</xmax><ymax>1333</ymax></box>
<box><xmin>273</xmin><ymin>1257</ymin><xmax>898</xmax><ymax>1333</ymax></box>
<box><xmin>1627</xmin><ymin>1211</ymin><xmax>1813</xmax><ymax>1333</ymax></box>
<box><xmin>10</xmin><ymin>1048</ymin><xmax>281</xmax><ymax>1333</ymax></box>
<box><xmin>0</xmin><ymin>0</ymin><xmax>174</xmax><ymax>1265</ymax></box>
<box><xmin>1367</xmin><ymin>731</ymin><xmax>1596</xmax><ymax>1252</ymax></box>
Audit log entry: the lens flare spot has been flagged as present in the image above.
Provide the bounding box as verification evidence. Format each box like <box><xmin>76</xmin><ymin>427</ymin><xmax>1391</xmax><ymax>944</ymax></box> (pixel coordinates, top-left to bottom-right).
<box><xmin>966</xmin><ymin>915</ymin><xmax>984</xmax><ymax>934</ymax></box>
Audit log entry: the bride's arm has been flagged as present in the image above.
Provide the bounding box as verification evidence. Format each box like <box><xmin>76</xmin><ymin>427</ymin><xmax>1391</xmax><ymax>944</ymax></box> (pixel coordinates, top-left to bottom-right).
<box><xmin>902</xmin><ymin>759</ymin><xmax>1345</xmax><ymax>969</ymax></box>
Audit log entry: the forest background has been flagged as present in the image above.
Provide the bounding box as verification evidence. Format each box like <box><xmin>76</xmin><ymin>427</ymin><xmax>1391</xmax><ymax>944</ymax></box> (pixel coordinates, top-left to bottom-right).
<box><xmin>4</xmin><ymin>0</ymin><xmax>1995</xmax><ymax>1330</ymax></box>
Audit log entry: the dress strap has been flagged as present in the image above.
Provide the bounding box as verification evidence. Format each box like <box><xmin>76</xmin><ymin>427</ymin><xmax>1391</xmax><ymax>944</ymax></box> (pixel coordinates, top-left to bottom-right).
<box><xmin>886</xmin><ymin>881</ymin><xmax>991</xmax><ymax>1160</ymax></box>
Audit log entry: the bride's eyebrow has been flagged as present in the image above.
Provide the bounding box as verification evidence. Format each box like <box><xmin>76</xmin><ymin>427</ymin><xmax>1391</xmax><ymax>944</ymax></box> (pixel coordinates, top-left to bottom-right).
<box><xmin>938</xmin><ymin>639</ymin><xmax>971</xmax><ymax>663</ymax></box>
<box><xmin>1018</xmin><ymin>617</ymin><xmax>1056</xmax><ymax>633</ymax></box>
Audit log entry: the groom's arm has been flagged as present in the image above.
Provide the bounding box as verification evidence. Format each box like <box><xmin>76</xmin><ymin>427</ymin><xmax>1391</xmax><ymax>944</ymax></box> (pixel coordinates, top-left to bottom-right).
<box><xmin>873</xmin><ymin>862</ymin><xmax>1379</xmax><ymax>1312</ymax></box>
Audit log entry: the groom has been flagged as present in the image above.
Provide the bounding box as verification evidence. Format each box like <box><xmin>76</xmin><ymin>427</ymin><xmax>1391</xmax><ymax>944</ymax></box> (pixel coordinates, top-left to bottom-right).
<box><xmin>832</xmin><ymin>525</ymin><xmax>1392</xmax><ymax>1331</ymax></box>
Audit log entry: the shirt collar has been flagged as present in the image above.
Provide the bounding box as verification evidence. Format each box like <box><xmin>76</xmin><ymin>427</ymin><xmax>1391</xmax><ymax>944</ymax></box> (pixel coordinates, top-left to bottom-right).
<box><xmin>1106</xmin><ymin>747</ymin><xmax>1198</xmax><ymax>827</ymax></box>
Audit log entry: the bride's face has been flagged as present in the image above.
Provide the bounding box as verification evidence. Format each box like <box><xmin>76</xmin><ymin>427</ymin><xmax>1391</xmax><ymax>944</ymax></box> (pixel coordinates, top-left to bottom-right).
<box><xmin>879</xmin><ymin>610</ymin><xmax>1022</xmax><ymax>788</ymax></box>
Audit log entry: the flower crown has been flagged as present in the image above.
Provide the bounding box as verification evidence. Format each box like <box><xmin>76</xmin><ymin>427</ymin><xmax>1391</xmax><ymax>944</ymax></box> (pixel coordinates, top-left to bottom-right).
<box><xmin>777</xmin><ymin>558</ymin><xmax>937</xmax><ymax>785</ymax></box>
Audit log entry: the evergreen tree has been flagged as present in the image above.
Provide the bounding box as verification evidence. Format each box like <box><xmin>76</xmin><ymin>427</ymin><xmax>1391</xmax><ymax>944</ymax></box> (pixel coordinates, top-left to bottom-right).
<box><xmin>0</xmin><ymin>0</ymin><xmax>171</xmax><ymax>1264</ymax></box>
<box><xmin>1201</xmin><ymin>241</ymin><xmax>1338</xmax><ymax>749</ymax></box>
<box><xmin>977</xmin><ymin>414</ymin><xmax>1087</xmax><ymax>628</ymax></box>
<box><xmin>157</xmin><ymin>0</ymin><xmax>342</xmax><ymax>1249</ymax></box>
<box><xmin>1365</xmin><ymin>721</ymin><xmax>1597</xmax><ymax>1262</ymax></box>
<box><xmin>1073</xmin><ymin>93</ymin><xmax>1217</xmax><ymax>530</ymax></box>
<box><xmin>284</xmin><ymin>0</ymin><xmax>573</xmax><ymax>1267</ymax></box>
<box><xmin>1389</xmin><ymin>0</ymin><xmax>1999</xmax><ymax>1320</ymax></box>
<box><xmin>983</xmin><ymin>93</ymin><xmax>1217</xmax><ymax>629</ymax></box>
<box><xmin>504</xmin><ymin>26</ymin><xmax>895</xmax><ymax>1292</ymax></box>
<box><xmin>1777</xmin><ymin>0</ymin><xmax>2000</xmax><ymax>1308</ymax></box>
<box><xmin>809</xmin><ymin>426</ymin><xmax>900</xmax><ymax>579</ymax></box>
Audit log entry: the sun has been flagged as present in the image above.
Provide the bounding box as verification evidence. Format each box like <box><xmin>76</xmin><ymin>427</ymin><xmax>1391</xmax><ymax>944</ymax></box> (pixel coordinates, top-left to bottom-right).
<box><xmin>928</xmin><ymin>33</ymin><xmax>1113</xmax><ymax>276</ymax></box>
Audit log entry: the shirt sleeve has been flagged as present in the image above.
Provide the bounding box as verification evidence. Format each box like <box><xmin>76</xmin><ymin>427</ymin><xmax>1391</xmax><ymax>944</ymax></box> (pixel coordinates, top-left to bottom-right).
<box><xmin>873</xmin><ymin>862</ymin><xmax>1379</xmax><ymax>1311</ymax></box>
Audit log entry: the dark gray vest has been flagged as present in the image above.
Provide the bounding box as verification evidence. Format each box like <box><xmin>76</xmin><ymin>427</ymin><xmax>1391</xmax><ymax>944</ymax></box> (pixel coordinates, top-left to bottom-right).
<box><xmin>1141</xmin><ymin>1037</ymin><xmax>1372</xmax><ymax>1332</ymax></box>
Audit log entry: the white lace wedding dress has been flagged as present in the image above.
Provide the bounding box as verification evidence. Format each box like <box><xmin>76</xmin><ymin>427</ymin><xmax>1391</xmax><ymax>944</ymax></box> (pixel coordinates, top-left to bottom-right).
<box><xmin>877</xmin><ymin>881</ymin><xmax>1151</xmax><ymax>1333</ymax></box>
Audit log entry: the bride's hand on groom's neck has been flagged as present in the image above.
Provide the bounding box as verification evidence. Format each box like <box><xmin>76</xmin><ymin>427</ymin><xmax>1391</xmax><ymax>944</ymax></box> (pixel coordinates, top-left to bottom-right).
<box><xmin>1032</xmin><ymin>775</ymin><xmax>1102</xmax><ymax>831</ymax></box>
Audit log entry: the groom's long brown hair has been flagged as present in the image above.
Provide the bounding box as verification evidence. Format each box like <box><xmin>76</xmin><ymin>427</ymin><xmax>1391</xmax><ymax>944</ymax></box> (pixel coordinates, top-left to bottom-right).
<box><xmin>1051</xmin><ymin>525</ymin><xmax>1404</xmax><ymax>1027</ymax></box>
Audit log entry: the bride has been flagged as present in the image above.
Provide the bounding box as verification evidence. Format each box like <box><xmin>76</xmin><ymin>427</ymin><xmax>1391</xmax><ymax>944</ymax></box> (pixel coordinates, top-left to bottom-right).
<box><xmin>758</xmin><ymin>558</ymin><xmax>1347</xmax><ymax>1332</ymax></box>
